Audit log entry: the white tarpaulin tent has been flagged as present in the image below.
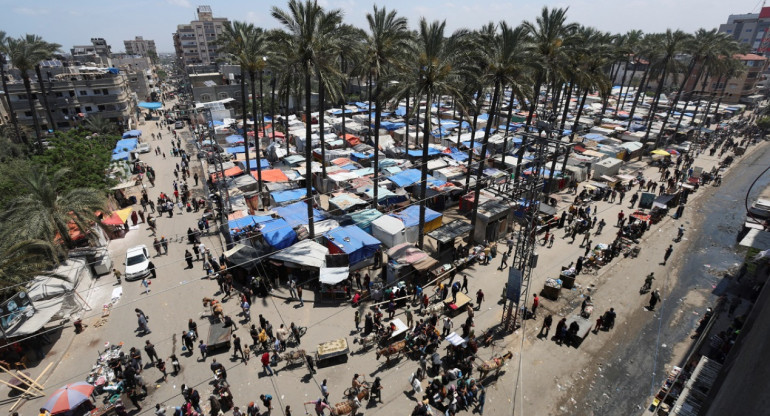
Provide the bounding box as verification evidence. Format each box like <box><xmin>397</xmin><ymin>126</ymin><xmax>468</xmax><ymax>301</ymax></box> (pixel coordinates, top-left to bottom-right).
<box><xmin>371</xmin><ymin>215</ymin><xmax>407</xmax><ymax>248</ymax></box>
<box><xmin>319</xmin><ymin>267</ymin><xmax>350</xmax><ymax>285</ymax></box>
<box><xmin>270</xmin><ymin>239</ymin><xmax>329</xmax><ymax>268</ymax></box>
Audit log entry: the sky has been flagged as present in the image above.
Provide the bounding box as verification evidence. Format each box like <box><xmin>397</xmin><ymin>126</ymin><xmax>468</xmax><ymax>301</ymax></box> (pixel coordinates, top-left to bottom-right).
<box><xmin>0</xmin><ymin>0</ymin><xmax>763</xmax><ymax>53</ymax></box>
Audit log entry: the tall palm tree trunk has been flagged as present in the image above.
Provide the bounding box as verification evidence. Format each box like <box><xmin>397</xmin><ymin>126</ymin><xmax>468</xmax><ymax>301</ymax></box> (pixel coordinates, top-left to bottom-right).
<box><xmin>271</xmin><ymin>76</ymin><xmax>276</xmax><ymax>142</ymax></box>
<box><xmin>615</xmin><ymin>61</ymin><xmax>629</xmax><ymax>114</ymax></box>
<box><xmin>673</xmin><ymin>65</ymin><xmax>707</xmax><ymax>136</ymax></box>
<box><xmin>414</xmin><ymin>94</ymin><xmax>420</xmax><ymax>150</ymax></box>
<box><xmin>372</xmin><ymin>78</ymin><xmax>383</xmax><ymax>208</ymax></box>
<box><xmin>501</xmin><ymin>87</ymin><xmax>515</xmax><ymax>166</ymax></box>
<box><xmin>626</xmin><ymin>65</ymin><xmax>651</xmax><ymax>129</ymax></box>
<box><xmin>34</xmin><ymin>64</ymin><xmax>55</xmax><ymax>132</ymax></box>
<box><xmin>656</xmin><ymin>60</ymin><xmax>697</xmax><ymax>146</ymax></box>
<box><xmin>284</xmin><ymin>81</ymin><xmax>291</xmax><ymax>154</ymax></box>
<box><xmin>456</xmin><ymin>107</ymin><xmax>463</xmax><ymax>148</ymax></box>
<box><xmin>304</xmin><ymin>68</ymin><xmax>315</xmax><ymax>239</ymax></box>
<box><xmin>570</xmin><ymin>89</ymin><xmax>590</xmax><ymax>142</ymax></box>
<box><xmin>0</xmin><ymin>60</ymin><xmax>24</xmax><ymax>143</ymax></box>
<box><xmin>688</xmin><ymin>71</ymin><xmax>712</xmax><ymax>126</ymax></box>
<box><xmin>367</xmin><ymin>74</ymin><xmax>373</xmax><ymax>143</ymax></box>
<box><xmin>404</xmin><ymin>90</ymin><xmax>410</xmax><ymax>148</ymax></box>
<box><xmin>318</xmin><ymin>76</ymin><xmax>327</xmax><ymax>181</ymax></box>
<box><xmin>464</xmin><ymin>88</ymin><xmax>482</xmax><ymax>193</ymax></box>
<box><xmin>525</xmin><ymin>79</ymin><xmax>543</xmax><ymax>128</ymax></box>
<box><xmin>417</xmin><ymin>93</ymin><xmax>432</xmax><ymax>249</ymax></box>
<box><xmin>240</xmin><ymin>71</ymin><xmax>251</xmax><ymax>183</ymax></box>
<box><xmin>22</xmin><ymin>74</ymin><xmax>43</xmax><ymax>149</ymax></box>
<box><xmin>620</xmin><ymin>60</ymin><xmax>639</xmax><ymax>109</ymax></box>
<box><xmin>259</xmin><ymin>68</ymin><xmax>266</xmax><ymax>140</ymax></box>
<box><xmin>560</xmin><ymin>79</ymin><xmax>574</xmax><ymax>131</ymax></box>
<box><xmin>248</xmin><ymin>72</ymin><xmax>263</xmax><ymax>196</ymax></box>
<box><xmin>469</xmin><ymin>81</ymin><xmax>501</xmax><ymax>243</ymax></box>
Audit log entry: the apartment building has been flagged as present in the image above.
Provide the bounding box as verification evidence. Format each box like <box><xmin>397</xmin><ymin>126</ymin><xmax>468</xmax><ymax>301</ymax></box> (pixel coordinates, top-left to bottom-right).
<box><xmin>71</xmin><ymin>38</ymin><xmax>113</xmax><ymax>66</ymax></box>
<box><xmin>2</xmin><ymin>64</ymin><xmax>136</xmax><ymax>131</ymax></box>
<box><xmin>112</xmin><ymin>55</ymin><xmax>159</xmax><ymax>102</ymax></box>
<box><xmin>173</xmin><ymin>5</ymin><xmax>229</xmax><ymax>66</ymax></box>
<box><xmin>124</xmin><ymin>36</ymin><xmax>157</xmax><ymax>57</ymax></box>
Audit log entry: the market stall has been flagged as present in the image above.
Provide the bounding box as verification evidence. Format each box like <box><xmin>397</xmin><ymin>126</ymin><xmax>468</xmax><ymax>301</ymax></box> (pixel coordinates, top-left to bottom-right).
<box><xmin>318</xmin><ymin>267</ymin><xmax>350</xmax><ymax>301</ymax></box>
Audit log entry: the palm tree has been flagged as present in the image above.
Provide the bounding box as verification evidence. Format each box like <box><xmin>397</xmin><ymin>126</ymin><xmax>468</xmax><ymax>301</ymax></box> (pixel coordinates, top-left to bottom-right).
<box><xmin>569</xmin><ymin>27</ymin><xmax>614</xmax><ymax>142</ymax></box>
<box><xmin>0</xmin><ymin>31</ymin><xmax>23</xmax><ymax>144</ymax></box>
<box><xmin>3</xmin><ymin>35</ymin><xmax>59</xmax><ymax>149</ymax></box>
<box><xmin>0</xmin><ymin>239</ymin><xmax>60</xmax><ymax>288</ymax></box>
<box><xmin>469</xmin><ymin>22</ymin><xmax>531</xmax><ymax>242</ymax></box>
<box><xmin>272</xmin><ymin>0</ymin><xmax>344</xmax><ymax>239</ymax></box>
<box><xmin>522</xmin><ymin>7</ymin><xmax>578</xmax><ymax>130</ymax></box>
<box><xmin>394</xmin><ymin>19</ymin><xmax>470</xmax><ymax>248</ymax></box>
<box><xmin>1</xmin><ymin>167</ymin><xmax>105</xmax><ymax>248</ymax></box>
<box><xmin>219</xmin><ymin>21</ymin><xmax>254</xmax><ymax>189</ymax></box>
<box><xmin>616</xmin><ymin>30</ymin><xmax>643</xmax><ymax>113</ymax></box>
<box><xmin>83</xmin><ymin>116</ymin><xmax>118</xmax><ymax>135</ymax></box>
<box><xmin>625</xmin><ymin>34</ymin><xmax>663</xmax><ymax>129</ymax></box>
<box><xmin>364</xmin><ymin>5</ymin><xmax>412</xmax><ymax>208</ymax></box>
<box><xmin>241</xmin><ymin>24</ymin><xmax>269</xmax><ymax>197</ymax></box>
<box><xmin>642</xmin><ymin>30</ymin><xmax>690</xmax><ymax>147</ymax></box>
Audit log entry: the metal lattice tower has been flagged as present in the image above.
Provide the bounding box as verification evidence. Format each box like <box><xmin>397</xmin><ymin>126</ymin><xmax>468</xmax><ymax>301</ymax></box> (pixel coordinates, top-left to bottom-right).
<box><xmin>501</xmin><ymin>132</ymin><xmax>564</xmax><ymax>332</ymax></box>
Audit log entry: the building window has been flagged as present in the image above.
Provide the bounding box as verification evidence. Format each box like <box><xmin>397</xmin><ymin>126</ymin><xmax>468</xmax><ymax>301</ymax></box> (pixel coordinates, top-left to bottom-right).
<box><xmin>102</xmin><ymin>89</ymin><xmax>109</xmax><ymax>95</ymax></box>
<box><xmin>218</xmin><ymin>92</ymin><xmax>229</xmax><ymax>99</ymax></box>
<box><xmin>24</xmin><ymin>111</ymin><xmax>32</xmax><ymax>117</ymax></box>
<box><xmin>55</xmin><ymin>92</ymin><xmax>63</xmax><ymax>97</ymax></box>
<box><xmin>69</xmin><ymin>91</ymin><xmax>75</xmax><ymax>97</ymax></box>
<box><xmin>79</xmin><ymin>90</ymin><xmax>88</xmax><ymax>96</ymax></box>
<box><xmin>61</xmin><ymin>108</ymin><xmax>69</xmax><ymax>114</ymax></box>
<box><xmin>93</xmin><ymin>89</ymin><xmax>101</xmax><ymax>95</ymax></box>
<box><xmin>85</xmin><ymin>106</ymin><xmax>92</xmax><ymax>112</ymax></box>
<box><xmin>200</xmin><ymin>94</ymin><xmax>211</xmax><ymax>101</ymax></box>
<box><xmin>98</xmin><ymin>105</ymin><xmax>106</xmax><ymax>111</ymax></box>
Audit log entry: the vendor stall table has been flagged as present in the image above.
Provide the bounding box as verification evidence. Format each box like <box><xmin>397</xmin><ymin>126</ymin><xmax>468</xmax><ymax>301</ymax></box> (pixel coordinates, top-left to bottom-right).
<box><xmin>444</xmin><ymin>291</ymin><xmax>471</xmax><ymax>316</ymax></box>
<box><xmin>207</xmin><ymin>322</ymin><xmax>232</xmax><ymax>351</ymax></box>
<box><xmin>316</xmin><ymin>338</ymin><xmax>349</xmax><ymax>367</ymax></box>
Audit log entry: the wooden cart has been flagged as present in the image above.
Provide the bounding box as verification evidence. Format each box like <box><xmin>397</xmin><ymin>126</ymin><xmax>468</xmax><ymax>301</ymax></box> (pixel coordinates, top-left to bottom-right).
<box><xmin>315</xmin><ymin>338</ymin><xmax>349</xmax><ymax>367</ymax></box>
<box><xmin>443</xmin><ymin>291</ymin><xmax>471</xmax><ymax>317</ymax></box>
<box><xmin>207</xmin><ymin>322</ymin><xmax>232</xmax><ymax>351</ymax></box>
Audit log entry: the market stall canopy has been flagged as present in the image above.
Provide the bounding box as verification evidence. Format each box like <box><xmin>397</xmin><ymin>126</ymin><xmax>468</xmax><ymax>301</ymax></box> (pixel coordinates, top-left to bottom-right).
<box><xmin>274</xmin><ymin>201</ymin><xmax>326</xmax><ymax>228</ymax></box>
<box><xmin>224</xmin><ymin>243</ymin><xmax>267</xmax><ymax>269</ymax></box>
<box><xmin>325</xmin><ymin>225</ymin><xmax>381</xmax><ymax>265</ymax></box>
<box><xmin>427</xmin><ymin>219</ymin><xmax>472</xmax><ymax>244</ymax></box>
<box><xmin>122</xmin><ymin>130</ymin><xmax>142</xmax><ymax>139</ymax></box>
<box><xmin>259</xmin><ymin>169</ymin><xmax>289</xmax><ymax>183</ymax></box>
<box><xmin>101</xmin><ymin>207</ymin><xmax>133</xmax><ymax>226</ymax></box>
<box><xmin>137</xmin><ymin>102</ymin><xmax>162</xmax><ymax>110</ymax></box>
<box><xmin>260</xmin><ymin>218</ymin><xmax>297</xmax><ymax>249</ymax></box>
<box><xmin>43</xmin><ymin>382</ymin><xmax>95</xmax><ymax>415</ymax></box>
<box><xmin>651</xmin><ymin>149</ymin><xmax>670</xmax><ymax>156</ymax></box>
<box><xmin>319</xmin><ymin>267</ymin><xmax>350</xmax><ymax>285</ymax></box>
<box><xmin>270</xmin><ymin>239</ymin><xmax>329</xmax><ymax>268</ymax></box>
<box><xmin>386</xmin><ymin>243</ymin><xmax>438</xmax><ymax>271</ymax></box>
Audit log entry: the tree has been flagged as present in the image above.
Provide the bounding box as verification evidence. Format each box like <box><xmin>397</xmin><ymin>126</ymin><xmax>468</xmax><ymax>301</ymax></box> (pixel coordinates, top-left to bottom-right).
<box><xmin>0</xmin><ymin>31</ymin><xmax>24</xmax><ymax>144</ymax></box>
<box><xmin>0</xmin><ymin>239</ymin><xmax>60</xmax><ymax>288</ymax></box>
<box><xmin>83</xmin><ymin>115</ymin><xmax>119</xmax><ymax>135</ymax></box>
<box><xmin>469</xmin><ymin>22</ymin><xmax>532</xmax><ymax>242</ymax></box>
<box><xmin>617</xmin><ymin>30</ymin><xmax>644</xmax><ymax>112</ymax></box>
<box><xmin>272</xmin><ymin>0</ymin><xmax>345</xmax><ymax>238</ymax></box>
<box><xmin>394</xmin><ymin>19</ymin><xmax>470</xmax><ymax>248</ymax></box>
<box><xmin>241</xmin><ymin>24</ymin><xmax>269</xmax><ymax>197</ymax></box>
<box><xmin>364</xmin><ymin>5</ymin><xmax>412</xmax><ymax>208</ymax></box>
<box><xmin>32</xmin><ymin>129</ymin><xmax>117</xmax><ymax>192</ymax></box>
<box><xmin>1</xmin><ymin>167</ymin><xmax>105</xmax><ymax>248</ymax></box>
<box><xmin>3</xmin><ymin>35</ymin><xmax>60</xmax><ymax>150</ymax></box>
<box><xmin>522</xmin><ymin>7</ymin><xmax>578</xmax><ymax>130</ymax></box>
<box><xmin>569</xmin><ymin>27</ymin><xmax>614</xmax><ymax>142</ymax></box>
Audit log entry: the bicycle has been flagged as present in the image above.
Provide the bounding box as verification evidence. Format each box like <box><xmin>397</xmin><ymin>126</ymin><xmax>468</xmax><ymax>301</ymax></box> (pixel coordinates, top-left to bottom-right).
<box><xmin>287</xmin><ymin>326</ymin><xmax>307</xmax><ymax>345</ymax></box>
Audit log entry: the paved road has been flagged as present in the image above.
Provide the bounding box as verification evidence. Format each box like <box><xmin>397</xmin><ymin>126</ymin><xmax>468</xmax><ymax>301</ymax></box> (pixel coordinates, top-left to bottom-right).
<box><xmin>8</xmin><ymin>104</ymin><xmax>763</xmax><ymax>416</ymax></box>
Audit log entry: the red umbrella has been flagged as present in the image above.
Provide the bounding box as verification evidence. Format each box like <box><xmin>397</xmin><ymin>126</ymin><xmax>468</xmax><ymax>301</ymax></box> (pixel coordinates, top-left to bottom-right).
<box><xmin>43</xmin><ymin>382</ymin><xmax>95</xmax><ymax>414</ymax></box>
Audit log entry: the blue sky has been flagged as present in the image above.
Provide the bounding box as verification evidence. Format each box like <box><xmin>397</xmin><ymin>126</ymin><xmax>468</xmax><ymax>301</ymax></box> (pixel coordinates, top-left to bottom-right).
<box><xmin>0</xmin><ymin>0</ymin><xmax>761</xmax><ymax>53</ymax></box>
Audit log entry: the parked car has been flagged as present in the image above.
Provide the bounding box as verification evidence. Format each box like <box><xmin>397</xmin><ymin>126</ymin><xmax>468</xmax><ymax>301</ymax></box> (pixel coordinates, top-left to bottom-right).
<box><xmin>124</xmin><ymin>245</ymin><xmax>151</xmax><ymax>281</ymax></box>
<box><xmin>175</xmin><ymin>121</ymin><xmax>185</xmax><ymax>129</ymax></box>
<box><xmin>136</xmin><ymin>143</ymin><xmax>151</xmax><ymax>153</ymax></box>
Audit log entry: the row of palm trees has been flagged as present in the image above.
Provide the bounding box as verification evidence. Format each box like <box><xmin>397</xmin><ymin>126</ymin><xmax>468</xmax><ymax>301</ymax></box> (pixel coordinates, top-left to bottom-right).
<box><xmin>211</xmin><ymin>1</ymin><xmax>746</xmax><ymax>247</ymax></box>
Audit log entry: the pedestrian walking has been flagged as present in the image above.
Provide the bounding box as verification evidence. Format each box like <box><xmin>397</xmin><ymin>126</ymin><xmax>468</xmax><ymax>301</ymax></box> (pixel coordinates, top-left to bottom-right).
<box><xmin>498</xmin><ymin>252</ymin><xmax>509</xmax><ymax>270</ymax></box>
<box><xmin>306</xmin><ymin>354</ymin><xmax>316</xmax><ymax>374</ymax></box>
<box><xmin>261</xmin><ymin>352</ymin><xmax>274</xmax><ymax>376</ymax></box>
<box><xmin>113</xmin><ymin>269</ymin><xmax>122</xmax><ymax>285</ymax></box>
<box><xmin>354</xmin><ymin>310</ymin><xmax>361</xmax><ymax>331</ymax></box>
<box><xmin>144</xmin><ymin>340</ymin><xmax>159</xmax><ymax>362</ymax></box>
<box><xmin>297</xmin><ymin>284</ymin><xmax>304</xmax><ymax>306</ymax></box>
<box><xmin>259</xmin><ymin>394</ymin><xmax>273</xmax><ymax>416</ymax></box>
<box><xmin>321</xmin><ymin>379</ymin><xmax>330</xmax><ymax>402</ymax></box>
<box><xmin>649</xmin><ymin>289</ymin><xmax>661</xmax><ymax>310</ymax></box>
<box><xmin>156</xmin><ymin>359</ymin><xmax>167</xmax><ymax>381</ymax></box>
<box><xmin>461</xmin><ymin>274</ymin><xmax>469</xmax><ymax>293</ymax></box>
<box><xmin>148</xmin><ymin>261</ymin><xmax>156</xmax><ymax>279</ymax></box>
<box><xmin>476</xmin><ymin>289</ymin><xmax>485</xmax><ymax>310</ymax></box>
<box><xmin>405</xmin><ymin>307</ymin><xmax>413</xmax><ymax>328</ymax></box>
<box><xmin>548</xmin><ymin>234</ymin><xmax>555</xmax><ymax>248</ymax></box>
<box><xmin>584</xmin><ymin>241</ymin><xmax>593</xmax><ymax>257</ymax></box>
<box><xmin>442</xmin><ymin>317</ymin><xmax>453</xmax><ymax>337</ymax></box>
<box><xmin>140</xmin><ymin>277</ymin><xmax>150</xmax><ymax>294</ymax></box>
<box><xmin>663</xmin><ymin>245</ymin><xmax>673</xmax><ymax>265</ymax></box>
<box><xmin>233</xmin><ymin>334</ymin><xmax>245</xmax><ymax>360</ymax></box>
<box><xmin>198</xmin><ymin>341</ymin><xmax>207</xmax><ymax>360</ymax></box>
<box><xmin>531</xmin><ymin>294</ymin><xmax>539</xmax><ymax>318</ymax></box>
<box><xmin>160</xmin><ymin>236</ymin><xmax>168</xmax><ymax>255</ymax></box>
<box><xmin>289</xmin><ymin>279</ymin><xmax>297</xmax><ymax>299</ymax></box>
<box><xmin>184</xmin><ymin>250</ymin><xmax>193</xmax><ymax>269</ymax></box>
<box><xmin>193</xmin><ymin>173</ymin><xmax>199</xmax><ymax>186</ymax></box>
<box><xmin>617</xmin><ymin>210</ymin><xmax>625</xmax><ymax>226</ymax></box>
<box><xmin>290</xmin><ymin>322</ymin><xmax>302</xmax><ymax>345</ymax></box>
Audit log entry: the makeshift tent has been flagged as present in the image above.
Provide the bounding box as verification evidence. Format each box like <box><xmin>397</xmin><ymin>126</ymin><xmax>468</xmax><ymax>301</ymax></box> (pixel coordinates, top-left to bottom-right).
<box><xmin>137</xmin><ymin>102</ymin><xmax>162</xmax><ymax>110</ymax></box>
<box><xmin>325</xmin><ymin>225</ymin><xmax>381</xmax><ymax>266</ymax></box>
<box><xmin>348</xmin><ymin>208</ymin><xmax>383</xmax><ymax>234</ymax></box>
<box><xmin>260</xmin><ymin>218</ymin><xmax>297</xmax><ymax>249</ymax></box>
<box><xmin>115</xmin><ymin>138</ymin><xmax>138</xmax><ymax>151</ymax></box>
<box><xmin>241</xmin><ymin>159</ymin><xmax>271</xmax><ymax>171</ymax></box>
<box><xmin>386</xmin><ymin>243</ymin><xmax>438</xmax><ymax>271</ymax></box>
<box><xmin>371</xmin><ymin>215</ymin><xmax>407</xmax><ymax>248</ymax></box>
<box><xmin>388</xmin><ymin>169</ymin><xmax>422</xmax><ymax>187</ymax></box>
<box><xmin>228</xmin><ymin>215</ymin><xmax>272</xmax><ymax>235</ymax></box>
<box><xmin>226</xmin><ymin>135</ymin><xmax>245</xmax><ymax>144</ymax></box>
<box><xmin>224</xmin><ymin>243</ymin><xmax>265</xmax><ymax>269</ymax></box>
<box><xmin>271</xmin><ymin>188</ymin><xmax>311</xmax><ymax>206</ymax></box>
<box><xmin>259</xmin><ymin>169</ymin><xmax>289</xmax><ymax>183</ymax></box>
<box><xmin>427</xmin><ymin>219</ymin><xmax>473</xmax><ymax>245</ymax></box>
<box><xmin>319</xmin><ymin>267</ymin><xmax>350</xmax><ymax>285</ymax></box>
<box><xmin>101</xmin><ymin>207</ymin><xmax>133</xmax><ymax>226</ymax></box>
<box><xmin>274</xmin><ymin>201</ymin><xmax>326</xmax><ymax>228</ymax></box>
<box><xmin>391</xmin><ymin>205</ymin><xmax>443</xmax><ymax>243</ymax></box>
<box><xmin>270</xmin><ymin>239</ymin><xmax>328</xmax><ymax>268</ymax></box>
<box><xmin>329</xmin><ymin>193</ymin><xmax>368</xmax><ymax>212</ymax></box>
<box><xmin>592</xmin><ymin>157</ymin><xmax>622</xmax><ymax>177</ymax></box>
<box><xmin>122</xmin><ymin>130</ymin><xmax>141</xmax><ymax>139</ymax></box>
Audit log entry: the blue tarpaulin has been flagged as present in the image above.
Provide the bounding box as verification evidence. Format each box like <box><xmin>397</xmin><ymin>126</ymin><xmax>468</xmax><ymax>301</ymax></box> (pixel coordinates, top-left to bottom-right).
<box><xmin>115</xmin><ymin>138</ymin><xmax>138</xmax><ymax>151</ymax></box>
<box><xmin>325</xmin><ymin>225</ymin><xmax>381</xmax><ymax>265</ymax></box>
<box><xmin>395</xmin><ymin>106</ymin><xmax>407</xmax><ymax>116</ymax></box>
<box><xmin>138</xmin><ymin>102</ymin><xmax>162</xmax><ymax>110</ymax></box>
<box><xmin>331</xmin><ymin>108</ymin><xmax>356</xmax><ymax>115</ymax></box>
<box><xmin>447</xmin><ymin>148</ymin><xmax>468</xmax><ymax>162</ymax></box>
<box><xmin>225</xmin><ymin>146</ymin><xmax>255</xmax><ymax>154</ymax></box>
<box><xmin>274</xmin><ymin>201</ymin><xmax>326</xmax><ymax>228</ymax></box>
<box><xmin>388</xmin><ymin>169</ymin><xmax>422</xmax><ymax>187</ymax></box>
<box><xmin>226</xmin><ymin>135</ymin><xmax>245</xmax><ymax>144</ymax></box>
<box><xmin>111</xmin><ymin>152</ymin><xmax>130</xmax><ymax>161</ymax></box>
<box><xmin>407</xmin><ymin>148</ymin><xmax>442</xmax><ymax>158</ymax></box>
<box><xmin>107</xmin><ymin>68</ymin><xmax>120</xmax><ymax>74</ymax></box>
<box><xmin>243</xmin><ymin>159</ymin><xmax>271</xmax><ymax>171</ymax></box>
<box><xmin>260</xmin><ymin>218</ymin><xmax>298</xmax><ymax>249</ymax></box>
<box><xmin>584</xmin><ymin>133</ymin><xmax>608</xmax><ymax>142</ymax></box>
<box><xmin>272</xmin><ymin>188</ymin><xmax>312</xmax><ymax>204</ymax></box>
<box><xmin>378</xmin><ymin>121</ymin><xmax>406</xmax><ymax>131</ymax></box>
<box><xmin>391</xmin><ymin>205</ymin><xmax>441</xmax><ymax>228</ymax></box>
<box><xmin>228</xmin><ymin>215</ymin><xmax>272</xmax><ymax>234</ymax></box>
<box><xmin>348</xmin><ymin>208</ymin><xmax>383</xmax><ymax>233</ymax></box>
<box><xmin>122</xmin><ymin>130</ymin><xmax>141</xmax><ymax>139</ymax></box>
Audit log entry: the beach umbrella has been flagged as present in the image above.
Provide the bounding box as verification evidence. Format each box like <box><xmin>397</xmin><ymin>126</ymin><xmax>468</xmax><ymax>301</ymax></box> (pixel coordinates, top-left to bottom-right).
<box><xmin>666</xmin><ymin>149</ymin><xmax>680</xmax><ymax>155</ymax></box>
<box><xmin>651</xmin><ymin>149</ymin><xmax>670</xmax><ymax>156</ymax></box>
<box><xmin>43</xmin><ymin>382</ymin><xmax>95</xmax><ymax>414</ymax></box>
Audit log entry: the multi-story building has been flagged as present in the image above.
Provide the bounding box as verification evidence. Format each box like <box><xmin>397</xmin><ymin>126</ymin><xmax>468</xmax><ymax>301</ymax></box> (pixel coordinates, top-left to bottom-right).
<box><xmin>682</xmin><ymin>54</ymin><xmax>768</xmax><ymax>104</ymax></box>
<box><xmin>2</xmin><ymin>64</ymin><xmax>136</xmax><ymax>131</ymax></box>
<box><xmin>112</xmin><ymin>55</ymin><xmax>159</xmax><ymax>102</ymax></box>
<box><xmin>173</xmin><ymin>5</ymin><xmax>229</xmax><ymax>66</ymax></box>
<box><xmin>71</xmin><ymin>38</ymin><xmax>113</xmax><ymax>66</ymax></box>
<box><xmin>123</xmin><ymin>36</ymin><xmax>157</xmax><ymax>57</ymax></box>
<box><xmin>719</xmin><ymin>7</ymin><xmax>770</xmax><ymax>55</ymax></box>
